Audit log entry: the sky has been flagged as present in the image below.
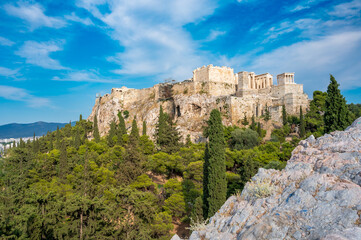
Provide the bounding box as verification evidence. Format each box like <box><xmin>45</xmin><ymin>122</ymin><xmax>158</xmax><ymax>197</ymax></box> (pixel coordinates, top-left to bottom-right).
<box><xmin>0</xmin><ymin>0</ymin><xmax>361</xmax><ymax>124</ymax></box>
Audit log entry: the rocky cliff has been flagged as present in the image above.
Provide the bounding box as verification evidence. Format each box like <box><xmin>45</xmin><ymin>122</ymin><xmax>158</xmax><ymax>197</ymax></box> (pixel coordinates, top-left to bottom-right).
<box><xmin>176</xmin><ymin>118</ymin><xmax>361</xmax><ymax>240</ymax></box>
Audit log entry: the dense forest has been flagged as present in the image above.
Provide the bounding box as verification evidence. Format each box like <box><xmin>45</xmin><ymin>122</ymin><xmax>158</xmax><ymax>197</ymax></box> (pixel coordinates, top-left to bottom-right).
<box><xmin>0</xmin><ymin>76</ymin><xmax>360</xmax><ymax>239</ymax></box>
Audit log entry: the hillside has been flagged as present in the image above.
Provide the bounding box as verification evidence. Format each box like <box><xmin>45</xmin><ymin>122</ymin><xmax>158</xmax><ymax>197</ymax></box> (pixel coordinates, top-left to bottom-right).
<box><xmin>177</xmin><ymin>117</ymin><xmax>361</xmax><ymax>240</ymax></box>
<box><xmin>0</xmin><ymin>121</ymin><xmax>68</xmax><ymax>138</ymax></box>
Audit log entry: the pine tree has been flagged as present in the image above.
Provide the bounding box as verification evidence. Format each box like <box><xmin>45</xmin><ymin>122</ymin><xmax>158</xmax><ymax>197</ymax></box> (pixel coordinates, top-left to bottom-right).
<box><xmin>299</xmin><ymin>107</ymin><xmax>306</xmax><ymax>138</ymax></box>
<box><xmin>241</xmin><ymin>113</ymin><xmax>249</xmax><ymax>126</ymax></box>
<box><xmin>264</xmin><ymin>104</ymin><xmax>271</xmax><ymax>121</ymax></box>
<box><xmin>203</xmin><ymin>109</ymin><xmax>226</xmax><ymax>219</ymax></box>
<box><xmin>257</xmin><ymin>122</ymin><xmax>262</xmax><ymax>137</ymax></box>
<box><xmin>93</xmin><ymin>115</ymin><xmax>100</xmax><ymax>142</ymax></box>
<box><xmin>282</xmin><ymin>105</ymin><xmax>287</xmax><ymax>126</ymax></box>
<box><xmin>142</xmin><ymin>121</ymin><xmax>147</xmax><ymax>136</ymax></box>
<box><xmin>324</xmin><ymin>75</ymin><xmax>350</xmax><ymax>133</ymax></box>
<box><xmin>250</xmin><ymin>115</ymin><xmax>256</xmax><ymax>130</ymax></box>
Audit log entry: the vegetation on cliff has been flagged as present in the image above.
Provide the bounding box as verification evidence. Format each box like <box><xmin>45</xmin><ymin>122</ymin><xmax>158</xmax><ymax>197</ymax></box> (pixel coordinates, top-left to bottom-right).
<box><xmin>0</xmin><ymin>76</ymin><xmax>360</xmax><ymax>239</ymax></box>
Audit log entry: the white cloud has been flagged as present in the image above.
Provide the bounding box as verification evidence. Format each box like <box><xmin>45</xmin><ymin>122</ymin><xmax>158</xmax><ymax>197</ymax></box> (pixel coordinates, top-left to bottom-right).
<box><xmin>205</xmin><ymin>30</ymin><xmax>227</xmax><ymax>42</ymax></box>
<box><xmin>0</xmin><ymin>85</ymin><xmax>50</xmax><ymax>107</ymax></box>
<box><xmin>329</xmin><ymin>0</ymin><xmax>361</xmax><ymax>18</ymax></box>
<box><xmin>242</xmin><ymin>31</ymin><xmax>361</xmax><ymax>93</ymax></box>
<box><xmin>0</xmin><ymin>67</ymin><xmax>18</xmax><ymax>77</ymax></box>
<box><xmin>65</xmin><ymin>12</ymin><xmax>94</xmax><ymax>26</ymax></box>
<box><xmin>288</xmin><ymin>0</ymin><xmax>326</xmax><ymax>12</ymax></box>
<box><xmin>15</xmin><ymin>41</ymin><xmax>67</xmax><ymax>70</ymax></box>
<box><xmin>0</xmin><ymin>36</ymin><xmax>15</xmax><ymax>46</ymax></box>
<box><xmin>4</xmin><ymin>1</ymin><xmax>66</xmax><ymax>30</ymax></box>
<box><xmin>76</xmin><ymin>0</ymin><xmax>219</xmax><ymax>81</ymax></box>
<box><xmin>52</xmin><ymin>70</ymin><xmax>114</xmax><ymax>83</ymax></box>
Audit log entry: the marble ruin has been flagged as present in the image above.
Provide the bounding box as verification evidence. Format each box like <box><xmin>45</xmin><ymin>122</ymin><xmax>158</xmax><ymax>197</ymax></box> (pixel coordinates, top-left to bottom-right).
<box><xmin>88</xmin><ymin>65</ymin><xmax>309</xmax><ymax>141</ymax></box>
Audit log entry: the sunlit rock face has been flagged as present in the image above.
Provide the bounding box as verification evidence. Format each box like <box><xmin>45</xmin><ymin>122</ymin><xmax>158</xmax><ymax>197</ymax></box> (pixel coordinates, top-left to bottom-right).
<box><xmin>88</xmin><ymin>65</ymin><xmax>309</xmax><ymax>142</ymax></box>
<box><xmin>183</xmin><ymin>117</ymin><xmax>361</xmax><ymax>240</ymax></box>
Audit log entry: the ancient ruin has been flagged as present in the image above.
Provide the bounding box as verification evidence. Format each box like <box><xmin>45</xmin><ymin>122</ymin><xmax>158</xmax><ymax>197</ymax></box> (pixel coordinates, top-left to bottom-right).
<box><xmin>88</xmin><ymin>65</ymin><xmax>309</xmax><ymax>141</ymax></box>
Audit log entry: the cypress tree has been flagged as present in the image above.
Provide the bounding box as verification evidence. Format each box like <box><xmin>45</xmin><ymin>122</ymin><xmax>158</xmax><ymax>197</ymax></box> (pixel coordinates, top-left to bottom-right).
<box><xmin>93</xmin><ymin>115</ymin><xmax>100</xmax><ymax>142</ymax></box>
<box><xmin>257</xmin><ymin>122</ymin><xmax>262</xmax><ymax>137</ymax></box>
<box><xmin>130</xmin><ymin>117</ymin><xmax>140</xmax><ymax>144</ymax></box>
<box><xmin>282</xmin><ymin>105</ymin><xmax>287</xmax><ymax>126</ymax></box>
<box><xmin>55</xmin><ymin>126</ymin><xmax>61</xmax><ymax>149</ymax></box>
<box><xmin>250</xmin><ymin>115</ymin><xmax>256</xmax><ymax>130</ymax></box>
<box><xmin>117</xmin><ymin>111</ymin><xmax>127</xmax><ymax>135</ymax></box>
<box><xmin>241</xmin><ymin>113</ymin><xmax>249</xmax><ymax>126</ymax></box>
<box><xmin>203</xmin><ymin>109</ymin><xmax>226</xmax><ymax>219</ymax></box>
<box><xmin>264</xmin><ymin>104</ymin><xmax>271</xmax><ymax>121</ymax></box>
<box><xmin>142</xmin><ymin>120</ymin><xmax>147</xmax><ymax>136</ymax></box>
<box><xmin>324</xmin><ymin>75</ymin><xmax>350</xmax><ymax>133</ymax></box>
<box><xmin>202</xmin><ymin>143</ymin><xmax>210</xmax><ymax>219</ymax></box>
<box><xmin>79</xmin><ymin>114</ymin><xmax>83</xmax><ymax>121</ymax></box>
<box><xmin>299</xmin><ymin>107</ymin><xmax>306</xmax><ymax>138</ymax></box>
<box><xmin>155</xmin><ymin>105</ymin><xmax>167</xmax><ymax>146</ymax></box>
<box><xmin>107</xmin><ymin>120</ymin><xmax>117</xmax><ymax>147</ymax></box>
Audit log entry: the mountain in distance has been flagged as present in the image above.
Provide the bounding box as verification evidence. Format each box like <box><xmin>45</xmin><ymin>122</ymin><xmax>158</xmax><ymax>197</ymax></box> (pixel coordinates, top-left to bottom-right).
<box><xmin>0</xmin><ymin>121</ymin><xmax>70</xmax><ymax>139</ymax></box>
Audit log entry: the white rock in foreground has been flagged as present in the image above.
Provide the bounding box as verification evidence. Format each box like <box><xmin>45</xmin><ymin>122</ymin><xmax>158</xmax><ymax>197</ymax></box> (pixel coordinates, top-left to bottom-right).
<box><xmin>187</xmin><ymin>117</ymin><xmax>361</xmax><ymax>240</ymax></box>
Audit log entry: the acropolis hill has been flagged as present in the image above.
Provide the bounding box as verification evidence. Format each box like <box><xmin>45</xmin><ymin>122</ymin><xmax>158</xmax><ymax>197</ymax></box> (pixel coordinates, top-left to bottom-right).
<box><xmin>88</xmin><ymin>65</ymin><xmax>309</xmax><ymax>141</ymax></box>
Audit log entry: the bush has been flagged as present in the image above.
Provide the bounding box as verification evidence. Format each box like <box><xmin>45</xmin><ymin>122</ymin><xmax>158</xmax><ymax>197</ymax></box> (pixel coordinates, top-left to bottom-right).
<box><xmin>245</xmin><ymin>179</ymin><xmax>276</xmax><ymax>199</ymax></box>
<box><xmin>230</xmin><ymin>129</ymin><xmax>259</xmax><ymax>150</ymax></box>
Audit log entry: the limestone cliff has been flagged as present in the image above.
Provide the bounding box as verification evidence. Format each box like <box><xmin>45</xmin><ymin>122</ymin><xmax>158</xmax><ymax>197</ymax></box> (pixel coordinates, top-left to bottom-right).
<box><xmin>87</xmin><ymin>65</ymin><xmax>309</xmax><ymax>141</ymax></box>
<box><xmin>175</xmin><ymin>117</ymin><xmax>361</xmax><ymax>240</ymax></box>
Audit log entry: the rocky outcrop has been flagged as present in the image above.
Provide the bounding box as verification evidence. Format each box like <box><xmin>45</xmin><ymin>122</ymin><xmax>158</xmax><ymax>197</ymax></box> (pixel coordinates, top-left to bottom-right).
<box><xmin>186</xmin><ymin>118</ymin><xmax>361</xmax><ymax>240</ymax></box>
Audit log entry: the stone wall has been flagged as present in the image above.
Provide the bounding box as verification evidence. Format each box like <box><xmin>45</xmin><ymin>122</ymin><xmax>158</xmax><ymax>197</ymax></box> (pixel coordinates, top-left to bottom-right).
<box><xmin>87</xmin><ymin>65</ymin><xmax>310</xmax><ymax>141</ymax></box>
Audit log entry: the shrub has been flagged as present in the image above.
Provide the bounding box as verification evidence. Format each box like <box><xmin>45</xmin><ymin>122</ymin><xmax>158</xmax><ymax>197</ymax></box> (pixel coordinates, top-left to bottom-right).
<box><xmin>230</xmin><ymin>128</ymin><xmax>259</xmax><ymax>150</ymax></box>
<box><xmin>245</xmin><ymin>179</ymin><xmax>276</xmax><ymax>199</ymax></box>
<box><xmin>186</xmin><ymin>217</ymin><xmax>209</xmax><ymax>232</ymax></box>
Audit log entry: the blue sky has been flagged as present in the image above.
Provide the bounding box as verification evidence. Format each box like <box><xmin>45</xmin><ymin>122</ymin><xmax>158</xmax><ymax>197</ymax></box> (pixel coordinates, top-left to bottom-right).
<box><xmin>0</xmin><ymin>0</ymin><xmax>361</xmax><ymax>124</ymax></box>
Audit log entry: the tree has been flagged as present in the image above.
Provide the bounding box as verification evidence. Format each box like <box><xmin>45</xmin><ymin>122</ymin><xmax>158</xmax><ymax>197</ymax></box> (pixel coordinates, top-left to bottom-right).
<box><xmin>74</xmin><ymin>129</ymin><xmax>81</xmax><ymax>149</ymax></box>
<box><xmin>264</xmin><ymin>104</ymin><xmax>271</xmax><ymax>121</ymax></box>
<box><xmin>142</xmin><ymin>120</ymin><xmax>147</xmax><ymax>136</ymax></box>
<box><xmin>154</xmin><ymin>105</ymin><xmax>180</xmax><ymax>153</ymax></box>
<box><xmin>93</xmin><ymin>115</ymin><xmax>100</xmax><ymax>142</ymax></box>
<box><xmin>241</xmin><ymin>114</ymin><xmax>249</xmax><ymax>126</ymax></box>
<box><xmin>107</xmin><ymin>121</ymin><xmax>117</xmax><ymax>147</ymax></box>
<box><xmin>299</xmin><ymin>107</ymin><xmax>306</xmax><ymax>138</ymax></box>
<box><xmin>117</xmin><ymin>111</ymin><xmax>127</xmax><ymax>135</ymax></box>
<box><xmin>282</xmin><ymin>105</ymin><xmax>287</xmax><ymax>126</ymax></box>
<box><xmin>59</xmin><ymin>140</ymin><xmax>68</xmax><ymax>181</ymax></box>
<box><xmin>257</xmin><ymin>122</ymin><xmax>262</xmax><ymax>137</ymax></box>
<box><xmin>324</xmin><ymin>75</ymin><xmax>350</xmax><ymax>133</ymax></box>
<box><xmin>202</xmin><ymin>109</ymin><xmax>226</xmax><ymax>219</ymax></box>
<box><xmin>130</xmin><ymin>117</ymin><xmax>140</xmax><ymax>143</ymax></box>
<box><xmin>230</xmin><ymin>128</ymin><xmax>259</xmax><ymax>150</ymax></box>
<box><xmin>250</xmin><ymin>115</ymin><xmax>256</xmax><ymax>130</ymax></box>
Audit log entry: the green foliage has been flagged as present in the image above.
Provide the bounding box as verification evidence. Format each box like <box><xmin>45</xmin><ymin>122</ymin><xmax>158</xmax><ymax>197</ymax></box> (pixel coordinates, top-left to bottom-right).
<box><xmin>164</xmin><ymin>193</ymin><xmax>186</xmax><ymax>218</ymax></box>
<box><xmin>93</xmin><ymin>115</ymin><xmax>100</xmax><ymax>142</ymax></box>
<box><xmin>264</xmin><ymin>104</ymin><xmax>271</xmax><ymax>121</ymax></box>
<box><xmin>203</xmin><ymin>109</ymin><xmax>227</xmax><ymax>219</ymax></box>
<box><xmin>107</xmin><ymin>120</ymin><xmax>117</xmax><ymax>147</ymax></box>
<box><xmin>250</xmin><ymin>115</ymin><xmax>256</xmax><ymax>130</ymax></box>
<box><xmin>142</xmin><ymin>120</ymin><xmax>147</xmax><ymax>136</ymax></box>
<box><xmin>130</xmin><ymin>174</ymin><xmax>156</xmax><ymax>191</ymax></box>
<box><xmin>241</xmin><ymin>114</ymin><xmax>249</xmax><ymax>125</ymax></box>
<box><xmin>324</xmin><ymin>75</ymin><xmax>351</xmax><ymax>133</ymax></box>
<box><xmin>299</xmin><ymin>107</ymin><xmax>306</xmax><ymax>138</ymax></box>
<box><xmin>282</xmin><ymin>105</ymin><xmax>287</xmax><ymax>126</ymax></box>
<box><xmin>130</xmin><ymin>117</ymin><xmax>140</xmax><ymax>144</ymax></box>
<box><xmin>154</xmin><ymin>105</ymin><xmax>181</xmax><ymax>153</ymax></box>
<box><xmin>230</xmin><ymin>128</ymin><xmax>259</xmax><ymax>150</ymax></box>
